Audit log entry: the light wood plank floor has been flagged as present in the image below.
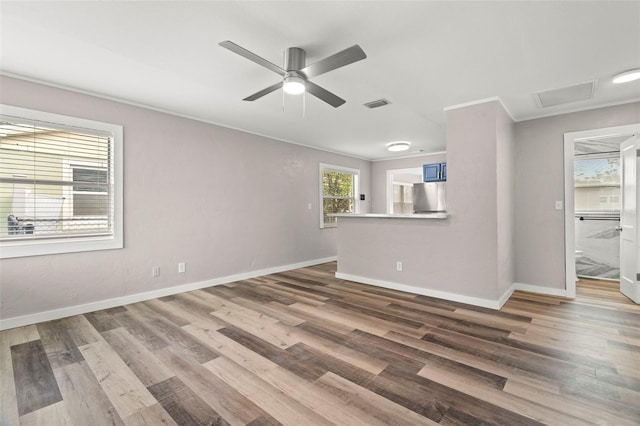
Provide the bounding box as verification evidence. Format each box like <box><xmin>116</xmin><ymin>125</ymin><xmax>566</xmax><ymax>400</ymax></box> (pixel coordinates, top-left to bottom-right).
<box><xmin>1</xmin><ymin>263</ymin><xmax>639</xmax><ymax>425</ymax></box>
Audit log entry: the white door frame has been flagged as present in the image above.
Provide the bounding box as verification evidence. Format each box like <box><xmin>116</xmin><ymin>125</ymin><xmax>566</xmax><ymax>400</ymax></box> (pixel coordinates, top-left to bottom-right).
<box><xmin>564</xmin><ymin>123</ymin><xmax>640</xmax><ymax>298</ymax></box>
<box><xmin>620</xmin><ymin>136</ymin><xmax>639</xmax><ymax>303</ymax></box>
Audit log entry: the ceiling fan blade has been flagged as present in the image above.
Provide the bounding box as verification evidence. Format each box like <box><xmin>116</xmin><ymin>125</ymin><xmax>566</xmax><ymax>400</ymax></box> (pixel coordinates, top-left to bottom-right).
<box><xmin>301</xmin><ymin>45</ymin><xmax>366</xmax><ymax>79</ymax></box>
<box><xmin>219</xmin><ymin>40</ymin><xmax>286</xmax><ymax>76</ymax></box>
<box><xmin>305</xmin><ymin>81</ymin><xmax>346</xmax><ymax>108</ymax></box>
<box><xmin>243</xmin><ymin>82</ymin><xmax>283</xmax><ymax>101</ymax></box>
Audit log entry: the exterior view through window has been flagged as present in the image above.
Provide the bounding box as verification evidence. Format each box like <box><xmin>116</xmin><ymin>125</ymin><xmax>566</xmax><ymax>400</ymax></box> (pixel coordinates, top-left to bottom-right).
<box><xmin>0</xmin><ymin>105</ymin><xmax>122</xmax><ymax>258</ymax></box>
<box><xmin>320</xmin><ymin>164</ymin><xmax>358</xmax><ymax>228</ymax></box>
<box><xmin>575</xmin><ymin>156</ymin><xmax>621</xmax><ymax>212</ymax></box>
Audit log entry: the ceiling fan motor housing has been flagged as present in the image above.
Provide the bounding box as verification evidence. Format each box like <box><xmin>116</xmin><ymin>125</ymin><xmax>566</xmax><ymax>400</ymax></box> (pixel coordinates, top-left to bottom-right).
<box><xmin>284</xmin><ymin>47</ymin><xmax>306</xmax><ymax>72</ymax></box>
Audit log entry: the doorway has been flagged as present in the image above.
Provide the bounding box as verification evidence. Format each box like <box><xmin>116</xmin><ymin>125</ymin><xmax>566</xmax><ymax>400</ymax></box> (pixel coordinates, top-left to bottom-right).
<box><xmin>574</xmin><ymin>140</ymin><xmax>621</xmax><ymax>280</ymax></box>
<box><xmin>386</xmin><ymin>168</ymin><xmax>422</xmax><ymax>214</ymax></box>
<box><xmin>564</xmin><ymin>123</ymin><xmax>640</xmax><ymax>299</ymax></box>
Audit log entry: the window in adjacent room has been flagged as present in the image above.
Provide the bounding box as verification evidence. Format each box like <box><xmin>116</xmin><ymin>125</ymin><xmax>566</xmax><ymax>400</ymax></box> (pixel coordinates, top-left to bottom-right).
<box><xmin>393</xmin><ymin>183</ymin><xmax>414</xmax><ymax>214</ymax></box>
<box><xmin>385</xmin><ymin>167</ymin><xmax>422</xmax><ymax>214</ymax></box>
<box><xmin>574</xmin><ymin>154</ymin><xmax>621</xmax><ymax>212</ymax></box>
<box><xmin>0</xmin><ymin>105</ymin><xmax>123</xmax><ymax>258</ymax></box>
<box><xmin>319</xmin><ymin>163</ymin><xmax>359</xmax><ymax>228</ymax></box>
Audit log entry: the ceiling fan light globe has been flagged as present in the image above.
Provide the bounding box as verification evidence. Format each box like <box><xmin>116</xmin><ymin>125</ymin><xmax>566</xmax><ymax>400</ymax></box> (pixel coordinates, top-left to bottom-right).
<box><xmin>283</xmin><ymin>76</ymin><xmax>306</xmax><ymax>95</ymax></box>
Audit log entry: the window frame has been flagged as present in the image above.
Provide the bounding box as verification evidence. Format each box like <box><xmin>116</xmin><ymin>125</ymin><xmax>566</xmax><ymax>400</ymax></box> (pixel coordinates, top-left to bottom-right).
<box><xmin>319</xmin><ymin>163</ymin><xmax>359</xmax><ymax>229</ymax></box>
<box><xmin>574</xmin><ymin>152</ymin><xmax>621</xmax><ymax>214</ymax></box>
<box><xmin>0</xmin><ymin>104</ymin><xmax>123</xmax><ymax>259</ymax></box>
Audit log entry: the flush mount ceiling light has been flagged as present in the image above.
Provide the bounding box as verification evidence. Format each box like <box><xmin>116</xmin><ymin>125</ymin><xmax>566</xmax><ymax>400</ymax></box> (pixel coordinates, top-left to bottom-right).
<box><xmin>283</xmin><ymin>74</ymin><xmax>306</xmax><ymax>95</ymax></box>
<box><xmin>613</xmin><ymin>69</ymin><xmax>640</xmax><ymax>84</ymax></box>
<box><xmin>387</xmin><ymin>141</ymin><xmax>411</xmax><ymax>152</ymax></box>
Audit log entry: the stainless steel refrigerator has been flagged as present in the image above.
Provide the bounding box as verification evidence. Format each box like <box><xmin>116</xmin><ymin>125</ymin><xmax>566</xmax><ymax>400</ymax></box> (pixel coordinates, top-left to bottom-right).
<box><xmin>412</xmin><ymin>182</ymin><xmax>447</xmax><ymax>213</ymax></box>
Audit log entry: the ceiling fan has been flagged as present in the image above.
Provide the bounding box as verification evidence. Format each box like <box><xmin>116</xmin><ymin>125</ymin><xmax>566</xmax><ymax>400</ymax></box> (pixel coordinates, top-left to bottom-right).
<box><xmin>219</xmin><ymin>40</ymin><xmax>367</xmax><ymax>108</ymax></box>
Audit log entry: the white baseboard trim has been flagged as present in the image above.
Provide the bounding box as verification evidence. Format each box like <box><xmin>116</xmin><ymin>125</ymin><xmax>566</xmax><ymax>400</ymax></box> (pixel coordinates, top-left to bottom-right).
<box><xmin>332</xmin><ymin>274</ymin><xmax>570</xmax><ymax>311</ymax></box>
<box><xmin>0</xmin><ymin>256</ymin><xmax>337</xmax><ymax>331</ymax></box>
<box><xmin>498</xmin><ymin>286</ymin><xmax>516</xmax><ymax>309</ymax></box>
<box><xmin>497</xmin><ymin>282</ymin><xmax>569</xmax><ymax>310</ymax></box>
<box><xmin>335</xmin><ymin>272</ymin><xmax>501</xmax><ymax>310</ymax></box>
<box><xmin>511</xmin><ymin>282</ymin><xmax>569</xmax><ymax>298</ymax></box>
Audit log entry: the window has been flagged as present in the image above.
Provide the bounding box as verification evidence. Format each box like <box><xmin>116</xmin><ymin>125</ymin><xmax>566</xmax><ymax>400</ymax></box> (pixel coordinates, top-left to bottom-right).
<box><xmin>319</xmin><ymin>163</ymin><xmax>359</xmax><ymax>228</ymax></box>
<box><xmin>393</xmin><ymin>183</ymin><xmax>414</xmax><ymax>214</ymax></box>
<box><xmin>385</xmin><ymin>167</ymin><xmax>422</xmax><ymax>213</ymax></box>
<box><xmin>574</xmin><ymin>154</ymin><xmax>620</xmax><ymax>212</ymax></box>
<box><xmin>0</xmin><ymin>105</ymin><xmax>123</xmax><ymax>258</ymax></box>
<box><xmin>64</xmin><ymin>162</ymin><xmax>110</xmax><ymax>218</ymax></box>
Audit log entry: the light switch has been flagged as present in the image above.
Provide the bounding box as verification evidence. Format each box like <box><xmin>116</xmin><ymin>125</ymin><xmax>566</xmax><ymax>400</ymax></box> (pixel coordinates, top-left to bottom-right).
<box><xmin>555</xmin><ymin>200</ymin><xmax>563</xmax><ymax>210</ymax></box>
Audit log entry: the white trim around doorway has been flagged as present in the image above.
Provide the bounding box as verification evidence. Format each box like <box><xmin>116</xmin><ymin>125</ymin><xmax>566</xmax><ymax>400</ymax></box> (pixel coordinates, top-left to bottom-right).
<box><xmin>563</xmin><ymin>123</ymin><xmax>640</xmax><ymax>299</ymax></box>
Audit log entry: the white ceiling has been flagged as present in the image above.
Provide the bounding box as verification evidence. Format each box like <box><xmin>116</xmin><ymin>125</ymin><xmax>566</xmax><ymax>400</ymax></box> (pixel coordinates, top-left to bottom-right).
<box><xmin>1</xmin><ymin>1</ymin><xmax>639</xmax><ymax>160</ymax></box>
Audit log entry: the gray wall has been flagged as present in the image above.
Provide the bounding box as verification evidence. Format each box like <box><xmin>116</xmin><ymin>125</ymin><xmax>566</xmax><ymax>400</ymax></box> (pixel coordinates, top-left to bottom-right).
<box><xmin>370</xmin><ymin>152</ymin><xmax>446</xmax><ymax>213</ymax></box>
<box><xmin>3</xmin><ymin>74</ymin><xmax>637</xmax><ymax>321</ymax></box>
<box><xmin>514</xmin><ymin>102</ymin><xmax>640</xmax><ymax>289</ymax></box>
<box><xmin>496</xmin><ymin>105</ymin><xmax>515</xmax><ymax>297</ymax></box>
<box><xmin>337</xmin><ymin>100</ymin><xmax>515</xmax><ymax>303</ymax></box>
<box><xmin>0</xmin><ymin>76</ymin><xmax>371</xmax><ymax>321</ymax></box>
<box><xmin>445</xmin><ymin>101</ymin><xmax>500</xmax><ymax>298</ymax></box>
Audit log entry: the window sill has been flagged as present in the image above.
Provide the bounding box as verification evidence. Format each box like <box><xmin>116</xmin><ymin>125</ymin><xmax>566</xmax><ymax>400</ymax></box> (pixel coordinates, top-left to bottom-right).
<box><xmin>0</xmin><ymin>234</ymin><xmax>123</xmax><ymax>259</ymax></box>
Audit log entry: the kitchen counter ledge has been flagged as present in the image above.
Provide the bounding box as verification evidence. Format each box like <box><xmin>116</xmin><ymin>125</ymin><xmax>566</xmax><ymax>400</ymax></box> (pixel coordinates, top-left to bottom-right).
<box><xmin>330</xmin><ymin>213</ymin><xmax>448</xmax><ymax>219</ymax></box>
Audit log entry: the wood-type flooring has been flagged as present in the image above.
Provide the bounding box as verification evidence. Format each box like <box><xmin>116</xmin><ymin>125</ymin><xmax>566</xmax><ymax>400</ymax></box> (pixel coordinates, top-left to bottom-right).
<box><xmin>1</xmin><ymin>263</ymin><xmax>639</xmax><ymax>425</ymax></box>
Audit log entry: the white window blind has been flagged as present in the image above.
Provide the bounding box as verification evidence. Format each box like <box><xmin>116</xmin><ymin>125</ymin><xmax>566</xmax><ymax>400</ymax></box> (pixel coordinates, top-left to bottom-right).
<box><xmin>0</xmin><ymin>105</ymin><xmax>123</xmax><ymax>258</ymax></box>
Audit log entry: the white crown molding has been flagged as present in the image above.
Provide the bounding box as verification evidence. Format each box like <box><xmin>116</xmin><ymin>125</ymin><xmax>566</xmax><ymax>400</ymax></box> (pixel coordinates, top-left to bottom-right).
<box><xmin>443</xmin><ymin>96</ymin><xmax>516</xmax><ymax>122</ymax></box>
<box><xmin>443</xmin><ymin>95</ymin><xmax>640</xmax><ymax>124</ymax></box>
<box><xmin>517</xmin><ymin>97</ymin><xmax>640</xmax><ymax>123</ymax></box>
<box><xmin>371</xmin><ymin>150</ymin><xmax>447</xmax><ymax>162</ymax></box>
<box><xmin>0</xmin><ymin>72</ymin><xmax>372</xmax><ymax>161</ymax></box>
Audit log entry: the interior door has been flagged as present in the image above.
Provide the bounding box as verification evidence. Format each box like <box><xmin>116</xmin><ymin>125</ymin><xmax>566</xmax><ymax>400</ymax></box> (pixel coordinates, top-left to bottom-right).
<box><xmin>620</xmin><ymin>135</ymin><xmax>639</xmax><ymax>303</ymax></box>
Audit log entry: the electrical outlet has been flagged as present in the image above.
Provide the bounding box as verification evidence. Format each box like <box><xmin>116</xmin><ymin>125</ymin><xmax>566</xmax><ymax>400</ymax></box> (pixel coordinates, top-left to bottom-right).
<box><xmin>178</xmin><ymin>262</ymin><xmax>186</xmax><ymax>273</ymax></box>
<box><xmin>555</xmin><ymin>200</ymin><xmax>563</xmax><ymax>210</ymax></box>
<box><xmin>307</xmin><ymin>203</ymin><xmax>312</xmax><ymax>210</ymax></box>
<box><xmin>152</xmin><ymin>266</ymin><xmax>160</xmax><ymax>277</ymax></box>
<box><xmin>396</xmin><ymin>261</ymin><xmax>403</xmax><ymax>272</ymax></box>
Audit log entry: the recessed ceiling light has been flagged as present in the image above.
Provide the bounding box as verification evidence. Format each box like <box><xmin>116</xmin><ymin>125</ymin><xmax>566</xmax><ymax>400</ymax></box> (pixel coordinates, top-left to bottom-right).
<box><xmin>612</xmin><ymin>69</ymin><xmax>640</xmax><ymax>84</ymax></box>
<box><xmin>387</xmin><ymin>141</ymin><xmax>411</xmax><ymax>152</ymax></box>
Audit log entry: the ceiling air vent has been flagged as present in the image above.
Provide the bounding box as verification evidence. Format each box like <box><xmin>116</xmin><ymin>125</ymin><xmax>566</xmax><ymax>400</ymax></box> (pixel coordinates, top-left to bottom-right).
<box><xmin>535</xmin><ymin>81</ymin><xmax>594</xmax><ymax>108</ymax></box>
<box><xmin>364</xmin><ymin>98</ymin><xmax>391</xmax><ymax>109</ymax></box>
